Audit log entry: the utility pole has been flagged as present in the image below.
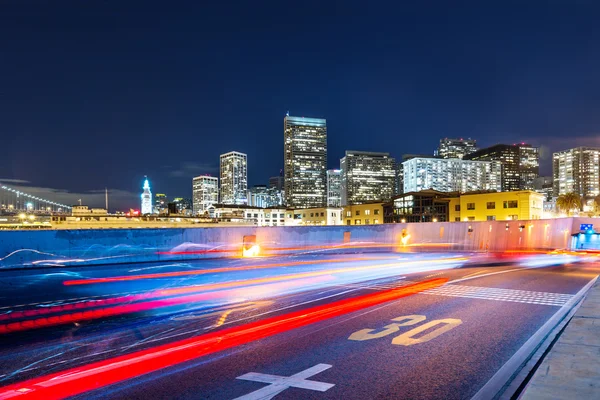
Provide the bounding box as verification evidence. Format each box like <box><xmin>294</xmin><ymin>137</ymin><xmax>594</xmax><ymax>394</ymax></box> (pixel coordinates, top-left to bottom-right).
<box><xmin>105</xmin><ymin>188</ymin><xmax>108</xmax><ymax>212</ymax></box>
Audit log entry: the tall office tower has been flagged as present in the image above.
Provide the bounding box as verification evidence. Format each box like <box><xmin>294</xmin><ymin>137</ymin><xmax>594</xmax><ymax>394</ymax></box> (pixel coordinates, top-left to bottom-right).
<box><xmin>403</xmin><ymin>157</ymin><xmax>502</xmax><ymax>193</ymax></box>
<box><xmin>154</xmin><ymin>193</ymin><xmax>167</xmax><ymax>214</ymax></box>
<box><xmin>284</xmin><ymin>115</ymin><xmax>327</xmax><ymax>208</ymax></box>
<box><xmin>192</xmin><ymin>175</ymin><xmax>219</xmax><ymax>215</ymax></box>
<box><xmin>464</xmin><ymin>144</ymin><xmax>539</xmax><ymax>191</ymax></box>
<box><xmin>326</xmin><ymin>169</ymin><xmax>342</xmax><ymax>207</ymax></box>
<box><xmin>340</xmin><ymin>151</ymin><xmax>397</xmax><ymax>205</ymax></box>
<box><xmin>220</xmin><ymin>151</ymin><xmax>248</xmax><ymax>205</ymax></box>
<box><xmin>553</xmin><ymin>147</ymin><xmax>600</xmax><ymax>199</ymax></box>
<box><xmin>436</xmin><ymin>138</ymin><xmax>478</xmax><ymax>159</ymax></box>
<box><xmin>141</xmin><ymin>177</ymin><xmax>152</xmax><ymax>215</ymax></box>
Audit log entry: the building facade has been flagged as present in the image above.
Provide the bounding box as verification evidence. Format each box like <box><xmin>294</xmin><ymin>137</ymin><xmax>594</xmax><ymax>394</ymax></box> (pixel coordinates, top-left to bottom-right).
<box><xmin>343</xmin><ymin>202</ymin><xmax>384</xmax><ymax>225</ymax></box>
<box><xmin>402</xmin><ymin>157</ymin><xmax>502</xmax><ymax>194</ymax></box>
<box><xmin>220</xmin><ymin>151</ymin><xmax>248</xmax><ymax>205</ymax></box>
<box><xmin>285</xmin><ymin>207</ymin><xmax>343</xmax><ymax>226</ymax></box>
<box><xmin>248</xmin><ymin>185</ymin><xmax>283</xmax><ymax>208</ymax></box>
<box><xmin>436</xmin><ymin>138</ymin><xmax>477</xmax><ymax>159</ymax></box>
<box><xmin>192</xmin><ymin>175</ymin><xmax>219</xmax><ymax>215</ymax></box>
<box><xmin>553</xmin><ymin>147</ymin><xmax>600</xmax><ymax>200</ymax></box>
<box><xmin>447</xmin><ymin>190</ymin><xmax>544</xmax><ymax>222</ymax></box>
<box><xmin>384</xmin><ymin>189</ymin><xmax>543</xmax><ymax>223</ymax></box>
<box><xmin>141</xmin><ymin>177</ymin><xmax>152</xmax><ymax>215</ymax></box>
<box><xmin>533</xmin><ymin>176</ymin><xmax>554</xmax><ymax>201</ymax></box>
<box><xmin>269</xmin><ymin>175</ymin><xmax>284</xmax><ymax>191</ymax></box>
<box><xmin>340</xmin><ymin>151</ymin><xmax>396</xmax><ymax>205</ymax></box>
<box><xmin>284</xmin><ymin>115</ymin><xmax>327</xmax><ymax>208</ymax></box>
<box><xmin>464</xmin><ymin>144</ymin><xmax>540</xmax><ymax>191</ymax></box>
<box><xmin>154</xmin><ymin>193</ymin><xmax>168</xmax><ymax>214</ymax></box>
<box><xmin>327</xmin><ymin>169</ymin><xmax>342</xmax><ymax>207</ymax></box>
<box><xmin>384</xmin><ymin>190</ymin><xmax>456</xmax><ymax>223</ymax></box>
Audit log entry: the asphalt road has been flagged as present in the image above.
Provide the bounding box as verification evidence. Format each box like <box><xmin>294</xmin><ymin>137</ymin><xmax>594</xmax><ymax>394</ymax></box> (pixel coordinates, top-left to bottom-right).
<box><xmin>0</xmin><ymin>252</ymin><xmax>597</xmax><ymax>399</ymax></box>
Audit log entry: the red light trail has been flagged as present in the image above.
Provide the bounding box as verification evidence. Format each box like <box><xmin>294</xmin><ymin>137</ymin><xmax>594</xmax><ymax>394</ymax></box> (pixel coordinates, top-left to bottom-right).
<box><xmin>0</xmin><ymin>278</ymin><xmax>447</xmax><ymax>399</ymax></box>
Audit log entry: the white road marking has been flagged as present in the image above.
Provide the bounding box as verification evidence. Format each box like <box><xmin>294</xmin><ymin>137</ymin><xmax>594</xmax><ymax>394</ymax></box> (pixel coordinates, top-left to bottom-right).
<box><xmin>235</xmin><ymin>364</ymin><xmax>334</xmax><ymax>400</ymax></box>
<box><xmin>422</xmin><ymin>284</ymin><xmax>573</xmax><ymax>306</ymax></box>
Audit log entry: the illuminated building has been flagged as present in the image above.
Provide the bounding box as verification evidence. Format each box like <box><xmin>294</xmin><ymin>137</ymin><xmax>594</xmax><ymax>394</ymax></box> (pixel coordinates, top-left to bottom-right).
<box><xmin>284</xmin><ymin>115</ymin><xmax>327</xmax><ymax>208</ymax></box>
<box><xmin>343</xmin><ymin>201</ymin><xmax>385</xmax><ymax>225</ymax></box>
<box><xmin>384</xmin><ymin>190</ymin><xmax>457</xmax><ymax>223</ymax></box>
<box><xmin>248</xmin><ymin>185</ymin><xmax>283</xmax><ymax>207</ymax></box>
<box><xmin>384</xmin><ymin>189</ymin><xmax>543</xmax><ymax>223</ymax></box>
<box><xmin>436</xmin><ymin>138</ymin><xmax>478</xmax><ymax>159</ymax></box>
<box><xmin>154</xmin><ymin>193</ymin><xmax>168</xmax><ymax>214</ymax></box>
<box><xmin>327</xmin><ymin>169</ymin><xmax>342</xmax><ymax>207</ymax></box>
<box><xmin>447</xmin><ymin>190</ymin><xmax>544</xmax><ymax>222</ymax></box>
<box><xmin>341</xmin><ymin>151</ymin><xmax>396</xmax><ymax>205</ymax></box>
<box><xmin>140</xmin><ymin>177</ymin><xmax>152</xmax><ymax>215</ymax></box>
<box><xmin>464</xmin><ymin>144</ymin><xmax>539</xmax><ymax>191</ymax></box>
<box><xmin>285</xmin><ymin>207</ymin><xmax>343</xmax><ymax>226</ymax></box>
<box><xmin>402</xmin><ymin>157</ymin><xmax>502</xmax><ymax>193</ymax></box>
<box><xmin>192</xmin><ymin>175</ymin><xmax>218</xmax><ymax>215</ymax></box>
<box><xmin>172</xmin><ymin>197</ymin><xmax>193</xmax><ymax>215</ymax></box>
<box><xmin>553</xmin><ymin>147</ymin><xmax>600</xmax><ymax>200</ymax></box>
<box><xmin>220</xmin><ymin>151</ymin><xmax>248</xmax><ymax>205</ymax></box>
<box><xmin>533</xmin><ymin>176</ymin><xmax>554</xmax><ymax>201</ymax></box>
<box><xmin>208</xmin><ymin>204</ymin><xmax>287</xmax><ymax>226</ymax></box>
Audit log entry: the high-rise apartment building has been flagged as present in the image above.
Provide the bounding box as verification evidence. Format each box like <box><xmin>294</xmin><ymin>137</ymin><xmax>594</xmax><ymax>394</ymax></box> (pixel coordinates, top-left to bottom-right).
<box><xmin>436</xmin><ymin>138</ymin><xmax>477</xmax><ymax>159</ymax></box>
<box><xmin>464</xmin><ymin>144</ymin><xmax>539</xmax><ymax>191</ymax></box>
<box><xmin>326</xmin><ymin>169</ymin><xmax>342</xmax><ymax>207</ymax></box>
<box><xmin>553</xmin><ymin>147</ymin><xmax>600</xmax><ymax>199</ymax></box>
<box><xmin>403</xmin><ymin>157</ymin><xmax>502</xmax><ymax>193</ymax></box>
<box><xmin>340</xmin><ymin>151</ymin><xmax>396</xmax><ymax>205</ymax></box>
<box><xmin>192</xmin><ymin>175</ymin><xmax>219</xmax><ymax>215</ymax></box>
<box><xmin>141</xmin><ymin>177</ymin><xmax>152</xmax><ymax>215</ymax></box>
<box><xmin>284</xmin><ymin>115</ymin><xmax>327</xmax><ymax>208</ymax></box>
<box><xmin>220</xmin><ymin>151</ymin><xmax>248</xmax><ymax>205</ymax></box>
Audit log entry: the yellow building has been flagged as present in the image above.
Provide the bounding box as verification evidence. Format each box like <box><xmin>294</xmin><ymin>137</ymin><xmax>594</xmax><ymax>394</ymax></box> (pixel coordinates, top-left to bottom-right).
<box><xmin>342</xmin><ymin>202</ymin><xmax>385</xmax><ymax>225</ymax></box>
<box><xmin>448</xmin><ymin>190</ymin><xmax>544</xmax><ymax>222</ymax></box>
<box><xmin>285</xmin><ymin>207</ymin><xmax>343</xmax><ymax>226</ymax></box>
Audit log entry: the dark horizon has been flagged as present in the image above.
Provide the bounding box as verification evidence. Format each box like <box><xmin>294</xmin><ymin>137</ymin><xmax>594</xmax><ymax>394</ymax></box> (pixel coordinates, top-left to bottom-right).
<box><xmin>2</xmin><ymin>1</ymin><xmax>600</xmax><ymax>209</ymax></box>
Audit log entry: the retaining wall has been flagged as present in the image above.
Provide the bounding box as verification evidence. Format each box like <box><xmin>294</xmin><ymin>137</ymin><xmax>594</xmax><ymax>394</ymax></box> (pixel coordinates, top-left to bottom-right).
<box><xmin>0</xmin><ymin>217</ymin><xmax>596</xmax><ymax>269</ymax></box>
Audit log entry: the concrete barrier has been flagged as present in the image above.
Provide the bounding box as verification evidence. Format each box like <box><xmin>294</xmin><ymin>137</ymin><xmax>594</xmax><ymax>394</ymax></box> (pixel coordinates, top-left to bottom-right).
<box><xmin>0</xmin><ymin>217</ymin><xmax>596</xmax><ymax>269</ymax></box>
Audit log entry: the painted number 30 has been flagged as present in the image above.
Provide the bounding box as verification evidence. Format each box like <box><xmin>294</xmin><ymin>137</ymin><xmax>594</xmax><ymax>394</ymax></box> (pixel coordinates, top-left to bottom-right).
<box><xmin>348</xmin><ymin>315</ymin><xmax>462</xmax><ymax>346</ymax></box>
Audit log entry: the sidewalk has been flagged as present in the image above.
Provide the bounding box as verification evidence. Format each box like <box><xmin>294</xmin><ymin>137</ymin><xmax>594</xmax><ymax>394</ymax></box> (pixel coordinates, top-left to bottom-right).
<box><xmin>521</xmin><ymin>278</ymin><xmax>600</xmax><ymax>399</ymax></box>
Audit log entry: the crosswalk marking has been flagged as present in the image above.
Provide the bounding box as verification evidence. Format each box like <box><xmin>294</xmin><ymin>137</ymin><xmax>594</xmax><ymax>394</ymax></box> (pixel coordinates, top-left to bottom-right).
<box><xmin>421</xmin><ymin>284</ymin><xmax>573</xmax><ymax>306</ymax></box>
<box><xmin>334</xmin><ymin>281</ymin><xmax>574</xmax><ymax>307</ymax></box>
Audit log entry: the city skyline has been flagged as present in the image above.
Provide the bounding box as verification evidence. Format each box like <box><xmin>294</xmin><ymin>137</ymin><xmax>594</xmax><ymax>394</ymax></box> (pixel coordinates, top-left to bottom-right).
<box><xmin>2</xmin><ymin>1</ymin><xmax>600</xmax><ymax>210</ymax></box>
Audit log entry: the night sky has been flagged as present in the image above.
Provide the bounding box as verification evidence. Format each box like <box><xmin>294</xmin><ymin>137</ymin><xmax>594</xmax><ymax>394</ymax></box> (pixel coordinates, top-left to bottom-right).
<box><xmin>2</xmin><ymin>1</ymin><xmax>600</xmax><ymax>210</ymax></box>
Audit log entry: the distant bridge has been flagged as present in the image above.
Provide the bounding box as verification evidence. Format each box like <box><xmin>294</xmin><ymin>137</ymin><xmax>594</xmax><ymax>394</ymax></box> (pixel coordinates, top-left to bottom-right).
<box><xmin>0</xmin><ymin>184</ymin><xmax>72</xmax><ymax>213</ymax></box>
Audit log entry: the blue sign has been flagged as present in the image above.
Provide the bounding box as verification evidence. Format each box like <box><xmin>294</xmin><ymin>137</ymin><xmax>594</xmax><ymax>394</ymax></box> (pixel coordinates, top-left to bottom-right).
<box><xmin>580</xmin><ymin>224</ymin><xmax>594</xmax><ymax>233</ymax></box>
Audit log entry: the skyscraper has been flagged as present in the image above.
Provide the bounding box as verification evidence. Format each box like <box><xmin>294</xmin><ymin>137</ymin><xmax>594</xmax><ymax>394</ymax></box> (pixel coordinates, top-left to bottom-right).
<box><xmin>284</xmin><ymin>115</ymin><xmax>327</xmax><ymax>208</ymax></box>
<box><xmin>340</xmin><ymin>151</ymin><xmax>396</xmax><ymax>205</ymax></box>
<box><xmin>553</xmin><ymin>147</ymin><xmax>600</xmax><ymax>199</ymax></box>
<box><xmin>192</xmin><ymin>175</ymin><xmax>219</xmax><ymax>215</ymax></box>
<box><xmin>326</xmin><ymin>169</ymin><xmax>342</xmax><ymax>207</ymax></box>
<box><xmin>141</xmin><ymin>177</ymin><xmax>152</xmax><ymax>214</ymax></box>
<box><xmin>403</xmin><ymin>157</ymin><xmax>502</xmax><ymax>193</ymax></box>
<box><xmin>464</xmin><ymin>143</ymin><xmax>539</xmax><ymax>191</ymax></box>
<box><xmin>436</xmin><ymin>138</ymin><xmax>477</xmax><ymax>159</ymax></box>
<box><xmin>220</xmin><ymin>151</ymin><xmax>248</xmax><ymax>205</ymax></box>
<box><xmin>153</xmin><ymin>193</ymin><xmax>167</xmax><ymax>214</ymax></box>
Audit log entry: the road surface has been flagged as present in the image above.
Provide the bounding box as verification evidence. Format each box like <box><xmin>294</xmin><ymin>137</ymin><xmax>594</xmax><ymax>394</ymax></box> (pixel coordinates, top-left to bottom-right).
<box><xmin>0</xmin><ymin>252</ymin><xmax>597</xmax><ymax>399</ymax></box>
